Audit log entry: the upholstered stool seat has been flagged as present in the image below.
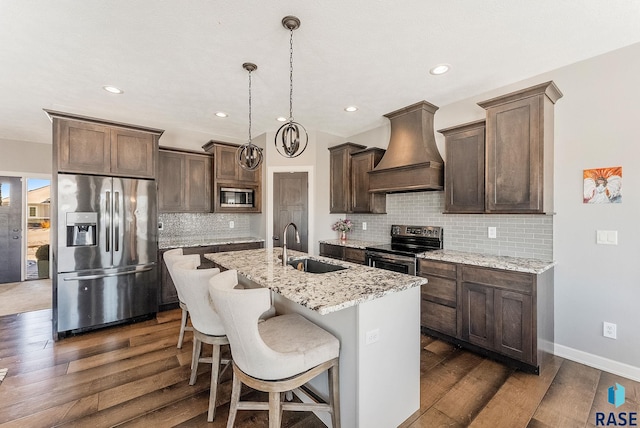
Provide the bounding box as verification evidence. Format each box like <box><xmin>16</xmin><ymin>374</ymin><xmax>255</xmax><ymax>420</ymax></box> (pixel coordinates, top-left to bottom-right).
<box><xmin>209</xmin><ymin>270</ymin><xmax>341</xmax><ymax>428</ymax></box>
<box><xmin>162</xmin><ymin>248</ymin><xmax>200</xmax><ymax>349</ymax></box>
<box><xmin>172</xmin><ymin>259</ymin><xmax>227</xmax><ymax>422</ymax></box>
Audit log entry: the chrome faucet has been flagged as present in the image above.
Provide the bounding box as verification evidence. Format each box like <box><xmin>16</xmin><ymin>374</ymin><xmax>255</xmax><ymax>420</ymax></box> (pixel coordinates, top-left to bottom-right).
<box><xmin>282</xmin><ymin>222</ymin><xmax>300</xmax><ymax>266</ymax></box>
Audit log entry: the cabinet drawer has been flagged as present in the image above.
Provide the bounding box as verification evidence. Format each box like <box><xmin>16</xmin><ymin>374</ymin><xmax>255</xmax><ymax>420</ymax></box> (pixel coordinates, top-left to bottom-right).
<box><xmin>418</xmin><ymin>259</ymin><xmax>457</xmax><ymax>279</ymax></box>
<box><xmin>320</xmin><ymin>243</ymin><xmax>344</xmax><ymax>260</ymax></box>
<box><xmin>344</xmin><ymin>247</ymin><xmax>366</xmax><ymax>264</ymax></box>
<box><xmin>462</xmin><ymin>265</ymin><xmax>532</xmax><ymax>294</ymax></box>
<box><xmin>421</xmin><ymin>277</ymin><xmax>456</xmax><ymax>307</ymax></box>
<box><xmin>421</xmin><ymin>300</ymin><xmax>457</xmax><ymax>336</ymax></box>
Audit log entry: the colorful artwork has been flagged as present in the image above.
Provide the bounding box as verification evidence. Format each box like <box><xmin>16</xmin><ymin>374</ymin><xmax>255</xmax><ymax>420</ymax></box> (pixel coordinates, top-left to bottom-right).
<box><xmin>583</xmin><ymin>166</ymin><xmax>622</xmax><ymax>204</ymax></box>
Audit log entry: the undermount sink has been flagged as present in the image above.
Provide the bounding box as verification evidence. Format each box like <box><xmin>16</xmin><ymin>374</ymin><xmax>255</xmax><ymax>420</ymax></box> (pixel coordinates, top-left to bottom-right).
<box><xmin>288</xmin><ymin>258</ymin><xmax>348</xmax><ymax>274</ymax></box>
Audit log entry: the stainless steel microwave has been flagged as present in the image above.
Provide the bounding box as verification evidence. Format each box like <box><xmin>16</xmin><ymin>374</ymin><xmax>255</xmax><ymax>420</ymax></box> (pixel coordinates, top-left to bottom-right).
<box><xmin>220</xmin><ymin>187</ymin><xmax>255</xmax><ymax>208</ymax></box>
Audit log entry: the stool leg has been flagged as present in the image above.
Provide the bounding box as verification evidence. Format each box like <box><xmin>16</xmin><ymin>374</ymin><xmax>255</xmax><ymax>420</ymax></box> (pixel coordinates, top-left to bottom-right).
<box><xmin>268</xmin><ymin>391</ymin><xmax>282</xmax><ymax>428</ymax></box>
<box><xmin>177</xmin><ymin>307</ymin><xmax>188</xmax><ymax>348</ymax></box>
<box><xmin>329</xmin><ymin>362</ymin><xmax>341</xmax><ymax>428</ymax></box>
<box><xmin>190</xmin><ymin>337</ymin><xmax>202</xmax><ymax>385</ymax></box>
<box><xmin>227</xmin><ymin>370</ymin><xmax>241</xmax><ymax>428</ymax></box>
<box><xmin>207</xmin><ymin>344</ymin><xmax>221</xmax><ymax>422</ymax></box>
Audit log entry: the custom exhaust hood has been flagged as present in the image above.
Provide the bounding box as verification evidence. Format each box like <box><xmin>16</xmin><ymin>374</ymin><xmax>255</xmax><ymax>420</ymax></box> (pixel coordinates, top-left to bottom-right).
<box><xmin>368</xmin><ymin>101</ymin><xmax>444</xmax><ymax>193</ymax></box>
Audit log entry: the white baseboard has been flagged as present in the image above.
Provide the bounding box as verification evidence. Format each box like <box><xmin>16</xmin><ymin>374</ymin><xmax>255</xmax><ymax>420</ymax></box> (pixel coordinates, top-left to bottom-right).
<box><xmin>554</xmin><ymin>344</ymin><xmax>640</xmax><ymax>382</ymax></box>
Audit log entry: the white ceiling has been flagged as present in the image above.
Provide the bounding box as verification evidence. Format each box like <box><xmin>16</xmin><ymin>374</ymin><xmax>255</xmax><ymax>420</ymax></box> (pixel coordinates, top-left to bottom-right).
<box><xmin>2</xmin><ymin>1</ymin><xmax>640</xmax><ymax>150</ymax></box>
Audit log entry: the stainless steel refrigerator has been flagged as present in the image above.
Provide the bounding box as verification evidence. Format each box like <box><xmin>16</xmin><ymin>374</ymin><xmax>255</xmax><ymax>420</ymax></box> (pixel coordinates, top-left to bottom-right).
<box><xmin>54</xmin><ymin>173</ymin><xmax>158</xmax><ymax>336</ymax></box>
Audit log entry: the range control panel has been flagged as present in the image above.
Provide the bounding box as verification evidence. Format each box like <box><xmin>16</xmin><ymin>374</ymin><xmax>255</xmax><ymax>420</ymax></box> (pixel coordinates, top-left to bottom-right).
<box><xmin>391</xmin><ymin>225</ymin><xmax>442</xmax><ymax>239</ymax></box>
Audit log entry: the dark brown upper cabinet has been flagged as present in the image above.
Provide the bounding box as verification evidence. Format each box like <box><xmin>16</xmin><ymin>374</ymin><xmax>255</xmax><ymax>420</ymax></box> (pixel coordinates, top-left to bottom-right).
<box><xmin>158</xmin><ymin>148</ymin><xmax>212</xmax><ymax>213</ymax></box>
<box><xmin>438</xmin><ymin>120</ymin><xmax>486</xmax><ymax>214</ymax></box>
<box><xmin>47</xmin><ymin>110</ymin><xmax>162</xmax><ymax>179</ymax></box>
<box><xmin>329</xmin><ymin>143</ymin><xmax>386</xmax><ymax>214</ymax></box>
<box><xmin>350</xmin><ymin>148</ymin><xmax>386</xmax><ymax>214</ymax></box>
<box><xmin>478</xmin><ymin>81</ymin><xmax>562</xmax><ymax>214</ymax></box>
<box><xmin>329</xmin><ymin>142</ymin><xmax>365</xmax><ymax>213</ymax></box>
<box><xmin>202</xmin><ymin>140</ymin><xmax>262</xmax><ymax>213</ymax></box>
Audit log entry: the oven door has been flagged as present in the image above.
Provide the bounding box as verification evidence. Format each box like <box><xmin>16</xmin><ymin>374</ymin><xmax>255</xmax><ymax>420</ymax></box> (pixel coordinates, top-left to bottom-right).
<box><xmin>366</xmin><ymin>251</ymin><xmax>416</xmax><ymax>275</ymax></box>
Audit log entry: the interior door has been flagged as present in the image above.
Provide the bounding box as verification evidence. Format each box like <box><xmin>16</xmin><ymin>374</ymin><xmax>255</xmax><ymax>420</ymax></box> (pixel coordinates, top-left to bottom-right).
<box><xmin>0</xmin><ymin>176</ymin><xmax>23</xmax><ymax>283</ymax></box>
<box><xmin>273</xmin><ymin>172</ymin><xmax>308</xmax><ymax>252</ymax></box>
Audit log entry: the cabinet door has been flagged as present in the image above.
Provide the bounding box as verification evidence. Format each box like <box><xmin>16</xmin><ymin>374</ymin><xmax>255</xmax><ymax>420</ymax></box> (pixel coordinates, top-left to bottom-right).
<box><xmin>344</xmin><ymin>247</ymin><xmax>366</xmax><ymax>264</ymax></box>
<box><xmin>494</xmin><ymin>289</ymin><xmax>533</xmax><ymax>364</ymax></box>
<box><xmin>351</xmin><ymin>149</ymin><xmax>386</xmax><ymax>214</ymax></box>
<box><xmin>57</xmin><ymin>120</ymin><xmax>111</xmax><ymax>174</ymax></box>
<box><xmin>329</xmin><ymin>148</ymin><xmax>351</xmax><ymax>213</ymax></box>
<box><xmin>158</xmin><ymin>150</ymin><xmax>186</xmax><ymax>212</ymax></box>
<box><xmin>158</xmin><ymin>250</ymin><xmax>179</xmax><ymax>307</ymax></box>
<box><xmin>319</xmin><ymin>243</ymin><xmax>344</xmax><ymax>260</ymax></box>
<box><xmin>215</xmin><ymin>145</ymin><xmax>239</xmax><ymax>180</ymax></box>
<box><xmin>111</xmin><ymin>128</ymin><xmax>156</xmax><ymax>178</ymax></box>
<box><xmin>444</xmin><ymin>125</ymin><xmax>485</xmax><ymax>213</ymax></box>
<box><xmin>461</xmin><ymin>282</ymin><xmax>494</xmax><ymax>349</ymax></box>
<box><xmin>185</xmin><ymin>154</ymin><xmax>212</xmax><ymax>212</ymax></box>
<box><xmin>485</xmin><ymin>96</ymin><xmax>542</xmax><ymax>212</ymax></box>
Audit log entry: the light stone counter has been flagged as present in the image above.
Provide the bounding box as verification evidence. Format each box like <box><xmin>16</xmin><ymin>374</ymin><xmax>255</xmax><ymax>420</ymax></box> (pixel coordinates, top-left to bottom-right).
<box><xmin>418</xmin><ymin>249</ymin><xmax>555</xmax><ymax>274</ymax></box>
<box><xmin>158</xmin><ymin>236</ymin><xmax>264</xmax><ymax>250</ymax></box>
<box><xmin>204</xmin><ymin>248</ymin><xmax>426</xmax><ymax>315</ymax></box>
<box><xmin>318</xmin><ymin>239</ymin><xmax>383</xmax><ymax>249</ymax></box>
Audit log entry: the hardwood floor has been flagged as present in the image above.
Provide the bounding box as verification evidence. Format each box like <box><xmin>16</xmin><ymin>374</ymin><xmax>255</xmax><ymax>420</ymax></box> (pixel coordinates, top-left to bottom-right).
<box><xmin>0</xmin><ymin>309</ymin><xmax>637</xmax><ymax>427</ymax></box>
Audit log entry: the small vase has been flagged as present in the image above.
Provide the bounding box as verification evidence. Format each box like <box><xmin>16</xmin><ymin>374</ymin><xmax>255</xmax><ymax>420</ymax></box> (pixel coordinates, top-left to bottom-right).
<box><xmin>340</xmin><ymin>231</ymin><xmax>347</xmax><ymax>241</ymax></box>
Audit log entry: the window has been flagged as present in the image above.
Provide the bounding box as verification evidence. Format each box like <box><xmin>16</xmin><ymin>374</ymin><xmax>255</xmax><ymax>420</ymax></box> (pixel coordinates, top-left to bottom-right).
<box><xmin>0</xmin><ymin>182</ymin><xmax>10</xmax><ymax>206</ymax></box>
<box><xmin>29</xmin><ymin>206</ymin><xmax>37</xmax><ymax>217</ymax></box>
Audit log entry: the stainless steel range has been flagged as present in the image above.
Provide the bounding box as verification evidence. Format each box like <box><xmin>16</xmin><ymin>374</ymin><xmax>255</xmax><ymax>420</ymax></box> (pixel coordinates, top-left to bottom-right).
<box><xmin>365</xmin><ymin>225</ymin><xmax>443</xmax><ymax>275</ymax></box>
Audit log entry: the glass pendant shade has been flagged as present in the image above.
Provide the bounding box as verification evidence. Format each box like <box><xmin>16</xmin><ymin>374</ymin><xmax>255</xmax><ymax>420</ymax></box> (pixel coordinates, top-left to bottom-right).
<box><xmin>237</xmin><ymin>62</ymin><xmax>263</xmax><ymax>171</ymax></box>
<box><xmin>274</xmin><ymin>15</ymin><xmax>308</xmax><ymax>158</ymax></box>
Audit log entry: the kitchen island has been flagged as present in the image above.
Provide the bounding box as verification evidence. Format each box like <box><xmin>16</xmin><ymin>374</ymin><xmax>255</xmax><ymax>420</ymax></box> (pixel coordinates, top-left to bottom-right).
<box><xmin>205</xmin><ymin>248</ymin><xmax>427</xmax><ymax>428</ymax></box>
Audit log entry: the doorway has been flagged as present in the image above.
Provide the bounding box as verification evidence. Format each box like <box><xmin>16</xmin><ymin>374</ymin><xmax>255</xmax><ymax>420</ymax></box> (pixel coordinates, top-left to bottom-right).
<box><xmin>272</xmin><ymin>172</ymin><xmax>309</xmax><ymax>252</ymax></box>
<box><xmin>26</xmin><ymin>178</ymin><xmax>51</xmax><ymax>279</ymax></box>
<box><xmin>0</xmin><ymin>176</ymin><xmax>22</xmax><ymax>283</ymax></box>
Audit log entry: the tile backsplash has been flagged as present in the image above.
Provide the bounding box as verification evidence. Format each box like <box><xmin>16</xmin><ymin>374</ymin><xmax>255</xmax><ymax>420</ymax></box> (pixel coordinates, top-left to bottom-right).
<box><xmin>346</xmin><ymin>192</ymin><xmax>553</xmax><ymax>260</ymax></box>
<box><xmin>158</xmin><ymin>212</ymin><xmax>252</xmax><ymax>246</ymax></box>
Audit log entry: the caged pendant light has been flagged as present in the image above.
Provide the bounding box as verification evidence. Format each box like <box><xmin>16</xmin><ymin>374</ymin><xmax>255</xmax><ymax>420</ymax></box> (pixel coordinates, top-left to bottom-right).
<box><xmin>237</xmin><ymin>62</ymin><xmax>263</xmax><ymax>171</ymax></box>
<box><xmin>274</xmin><ymin>15</ymin><xmax>308</xmax><ymax>158</ymax></box>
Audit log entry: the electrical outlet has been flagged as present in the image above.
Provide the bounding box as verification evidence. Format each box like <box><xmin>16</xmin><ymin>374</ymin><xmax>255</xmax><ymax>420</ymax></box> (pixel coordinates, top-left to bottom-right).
<box><xmin>603</xmin><ymin>322</ymin><xmax>617</xmax><ymax>339</ymax></box>
<box><xmin>362</xmin><ymin>222</ymin><xmax>367</xmax><ymax>231</ymax></box>
<box><xmin>158</xmin><ymin>222</ymin><xmax>163</xmax><ymax>231</ymax></box>
<box><xmin>488</xmin><ymin>227</ymin><xmax>497</xmax><ymax>239</ymax></box>
<box><xmin>365</xmin><ymin>328</ymin><xmax>380</xmax><ymax>345</ymax></box>
<box><xmin>229</xmin><ymin>221</ymin><xmax>234</xmax><ymax>229</ymax></box>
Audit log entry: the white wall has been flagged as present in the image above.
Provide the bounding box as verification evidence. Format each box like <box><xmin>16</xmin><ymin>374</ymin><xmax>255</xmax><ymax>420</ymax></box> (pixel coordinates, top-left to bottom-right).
<box><xmin>0</xmin><ymin>138</ymin><xmax>52</xmax><ymax>174</ymax></box>
<box><xmin>346</xmin><ymin>42</ymin><xmax>640</xmax><ymax>376</ymax></box>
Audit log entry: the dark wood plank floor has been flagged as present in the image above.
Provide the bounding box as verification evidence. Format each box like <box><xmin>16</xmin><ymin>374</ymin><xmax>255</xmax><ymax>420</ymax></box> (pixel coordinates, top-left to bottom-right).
<box><xmin>0</xmin><ymin>309</ymin><xmax>637</xmax><ymax>427</ymax></box>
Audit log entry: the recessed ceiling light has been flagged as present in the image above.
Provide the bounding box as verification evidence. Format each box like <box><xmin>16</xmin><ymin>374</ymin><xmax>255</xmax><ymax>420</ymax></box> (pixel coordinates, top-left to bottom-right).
<box><xmin>276</xmin><ymin>116</ymin><xmax>287</xmax><ymax>122</ymax></box>
<box><xmin>429</xmin><ymin>64</ymin><xmax>450</xmax><ymax>75</ymax></box>
<box><xmin>344</xmin><ymin>106</ymin><xmax>358</xmax><ymax>112</ymax></box>
<box><xmin>103</xmin><ymin>85</ymin><xmax>124</xmax><ymax>94</ymax></box>
<box><xmin>215</xmin><ymin>112</ymin><xmax>228</xmax><ymax>118</ymax></box>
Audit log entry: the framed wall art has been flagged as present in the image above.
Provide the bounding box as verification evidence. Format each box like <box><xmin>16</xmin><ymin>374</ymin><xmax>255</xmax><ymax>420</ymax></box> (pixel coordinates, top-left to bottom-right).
<box><xmin>583</xmin><ymin>166</ymin><xmax>622</xmax><ymax>204</ymax></box>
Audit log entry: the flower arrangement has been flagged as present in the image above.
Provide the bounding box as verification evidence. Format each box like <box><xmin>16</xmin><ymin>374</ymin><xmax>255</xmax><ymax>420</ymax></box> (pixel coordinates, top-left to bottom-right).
<box><xmin>331</xmin><ymin>218</ymin><xmax>353</xmax><ymax>233</ymax></box>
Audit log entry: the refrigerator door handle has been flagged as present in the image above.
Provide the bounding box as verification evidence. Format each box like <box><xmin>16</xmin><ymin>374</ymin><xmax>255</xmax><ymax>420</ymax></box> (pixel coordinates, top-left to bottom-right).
<box><xmin>63</xmin><ymin>266</ymin><xmax>154</xmax><ymax>281</ymax></box>
<box><xmin>105</xmin><ymin>191</ymin><xmax>111</xmax><ymax>252</ymax></box>
<box><xmin>114</xmin><ymin>191</ymin><xmax>120</xmax><ymax>252</ymax></box>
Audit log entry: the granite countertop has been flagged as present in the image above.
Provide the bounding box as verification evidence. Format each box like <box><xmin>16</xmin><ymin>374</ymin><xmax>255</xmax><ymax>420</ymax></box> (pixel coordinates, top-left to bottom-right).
<box><xmin>418</xmin><ymin>249</ymin><xmax>555</xmax><ymax>274</ymax></box>
<box><xmin>205</xmin><ymin>248</ymin><xmax>426</xmax><ymax>315</ymax></box>
<box><xmin>319</xmin><ymin>239</ymin><xmax>383</xmax><ymax>249</ymax></box>
<box><xmin>158</xmin><ymin>236</ymin><xmax>264</xmax><ymax>250</ymax></box>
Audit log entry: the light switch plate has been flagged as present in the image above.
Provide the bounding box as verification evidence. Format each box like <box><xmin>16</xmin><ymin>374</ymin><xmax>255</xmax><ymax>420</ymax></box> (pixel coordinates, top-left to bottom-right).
<box><xmin>488</xmin><ymin>227</ymin><xmax>497</xmax><ymax>239</ymax></box>
<box><xmin>362</xmin><ymin>222</ymin><xmax>367</xmax><ymax>231</ymax></box>
<box><xmin>596</xmin><ymin>230</ymin><xmax>618</xmax><ymax>245</ymax></box>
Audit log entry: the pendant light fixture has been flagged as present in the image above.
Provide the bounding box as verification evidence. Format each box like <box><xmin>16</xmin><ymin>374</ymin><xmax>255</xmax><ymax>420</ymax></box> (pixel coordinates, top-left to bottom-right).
<box><xmin>274</xmin><ymin>15</ymin><xmax>308</xmax><ymax>158</ymax></box>
<box><xmin>237</xmin><ymin>62</ymin><xmax>263</xmax><ymax>170</ymax></box>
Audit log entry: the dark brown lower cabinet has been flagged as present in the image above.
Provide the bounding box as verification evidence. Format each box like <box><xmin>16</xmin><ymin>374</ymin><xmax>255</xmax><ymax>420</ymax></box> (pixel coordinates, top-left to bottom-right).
<box><xmin>158</xmin><ymin>241</ymin><xmax>263</xmax><ymax>310</ymax></box>
<box><xmin>319</xmin><ymin>243</ymin><xmax>366</xmax><ymax>265</ymax></box>
<box><xmin>419</xmin><ymin>258</ymin><xmax>553</xmax><ymax>373</ymax></box>
<box><xmin>461</xmin><ymin>282</ymin><xmax>495</xmax><ymax>350</ymax></box>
